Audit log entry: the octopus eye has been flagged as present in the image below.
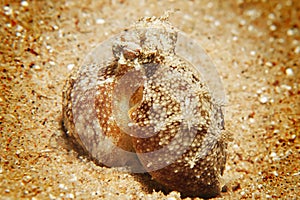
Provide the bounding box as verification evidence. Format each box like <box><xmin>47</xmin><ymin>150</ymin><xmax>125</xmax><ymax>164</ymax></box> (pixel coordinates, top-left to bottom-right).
<box><xmin>62</xmin><ymin>16</ymin><xmax>227</xmax><ymax>198</ymax></box>
<box><xmin>112</xmin><ymin>42</ymin><xmax>141</xmax><ymax>61</ymax></box>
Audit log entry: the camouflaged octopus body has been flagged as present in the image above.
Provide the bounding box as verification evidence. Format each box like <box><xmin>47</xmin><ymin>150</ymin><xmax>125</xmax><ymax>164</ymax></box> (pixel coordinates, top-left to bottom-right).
<box><xmin>62</xmin><ymin>17</ymin><xmax>227</xmax><ymax>198</ymax></box>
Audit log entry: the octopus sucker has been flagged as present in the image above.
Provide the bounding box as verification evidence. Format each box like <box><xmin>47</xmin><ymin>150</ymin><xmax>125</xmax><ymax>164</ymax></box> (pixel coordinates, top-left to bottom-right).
<box><xmin>62</xmin><ymin>16</ymin><xmax>228</xmax><ymax>198</ymax></box>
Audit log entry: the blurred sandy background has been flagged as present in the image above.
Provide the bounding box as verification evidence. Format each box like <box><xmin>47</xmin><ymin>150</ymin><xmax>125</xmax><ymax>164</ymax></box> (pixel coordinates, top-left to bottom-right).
<box><xmin>0</xmin><ymin>0</ymin><xmax>299</xmax><ymax>199</ymax></box>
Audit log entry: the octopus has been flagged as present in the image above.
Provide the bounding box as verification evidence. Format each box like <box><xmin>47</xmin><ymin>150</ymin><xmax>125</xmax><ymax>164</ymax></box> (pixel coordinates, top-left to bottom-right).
<box><xmin>62</xmin><ymin>16</ymin><xmax>229</xmax><ymax>198</ymax></box>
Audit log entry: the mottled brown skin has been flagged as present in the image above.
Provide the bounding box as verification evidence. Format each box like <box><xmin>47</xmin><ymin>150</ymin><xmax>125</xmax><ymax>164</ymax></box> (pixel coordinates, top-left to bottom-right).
<box><xmin>94</xmin><ymin>62</ymin><xmax>135</xmax><ymax>153</ymax></box>
<box><xmin>63</xmin><ymin>59</ymin><xmax>226</xmax><ymax>198</ymax></box>
<box><xmin>128</xmin><ymin>59</ymin><xmax>227</xmax><ymax>198</ymax></box>
<box><xmin>134</xmin><ymin>132</ymin><xmax>226</xmax><ymax>198</ymax></box>
<box><xmin>62</xmin><ymin>17</ymin><xmax>227</xmax><ymax>198</ymax></box>
<box><xmin>62</xmin><ymin>67</ymin><xmax>86</xmax><ymax>150</ymax></box>
<box><xmin>95</xmin><ymin>84</ymin><xmax>135</xmax><ymax>153</ymax></box>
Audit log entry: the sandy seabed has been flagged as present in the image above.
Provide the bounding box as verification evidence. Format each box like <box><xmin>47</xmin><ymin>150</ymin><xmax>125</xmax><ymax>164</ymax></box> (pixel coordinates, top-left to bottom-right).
<box><xmin>0</xmin><ymin>0</ymin><xmax>299</xmax><ymax>199</ymax></box>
